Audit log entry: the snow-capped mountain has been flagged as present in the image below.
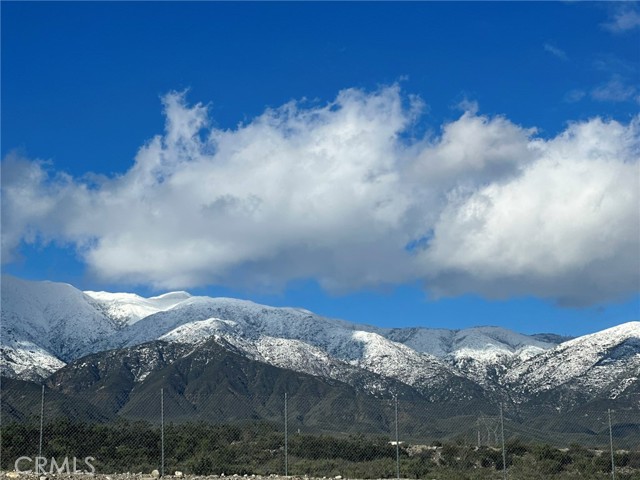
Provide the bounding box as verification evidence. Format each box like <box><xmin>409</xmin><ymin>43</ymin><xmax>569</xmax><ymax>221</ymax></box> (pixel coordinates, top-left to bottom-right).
<box><xmin>504</xmin><ymin>322</ymin><xmax>640</xmax><ymax>404</ymax></box>
<box><xmin>1</xmin><ymin>276</ymin><xmax>120</xmax><ymax>380</ymax></box>
<box><xmin>380</xmin><ymin>326</ymin><xmax>554</xmax><ymax>386</ymax></box>
<box><xmin>84</xmin><ymin>290</ymin><xmax>192</xmax><ymax>326</ymax></box>
<box><xmin>0</xmin><ymin>341</ymin><xmax>65</xmax><ymax>382</ymax></box>
<box><xmin>382</xmin><ymin>325</ymin><xmax>553</xmax><ymax>358</ymax></box>
<box><xmin>112</xmin><ymin>294</ymin><xmax>558</xmax><ymax>388</ymax></box>
<box><xmin>0</xmin><ymin>277</ymin><xmax>191</xmax><ymax>379</ymax></box>
<box><xmin>113</xmin><ymin>296</ymin><xmax>478</xmax><ymax>396</ymax></box>
<box><xmin>1</xmin><ymin>276</ymin><xmax>638</xmax><ymax>414</ymax></box>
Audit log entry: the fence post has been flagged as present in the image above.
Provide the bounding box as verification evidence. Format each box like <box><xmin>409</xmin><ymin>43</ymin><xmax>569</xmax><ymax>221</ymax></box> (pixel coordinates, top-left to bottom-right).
<box><xmin>284</xmin><ymin>392</ymin><xmax>288</xmax><ymax>477</ymax></box>
<box><xmin>161</xmin><ymin>388</ymin><xmax>165</xmax><ymax>478</ymax></box>
<box><xmin>500</xmin><ymin>403</ymin><xmax>506</xmax><ymax>480</ymax></box>
<box><xmin>38</xmin><ymin>384</ymin><xmax>45</xmax><ymax>472</ymax></box>
<box><xmin>395</xmin><ymin>395</ymin><xmax>400</xmax><ymax>480</ymax></box>
<box><xmin>0</xmin><ymin>375</ymin><xmax>2</xmax><ymax>471</ymax></box>
<box><xmin>608</xmin><ymin>409</ymin><xmax>616</xmax><ymax>480</ymax></box>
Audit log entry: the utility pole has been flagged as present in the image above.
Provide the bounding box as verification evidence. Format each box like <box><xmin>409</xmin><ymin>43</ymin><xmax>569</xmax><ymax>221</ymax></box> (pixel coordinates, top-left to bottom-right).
<box><xmin>395</xmin><ymin>396</ymin><xmax>400</xmax><ymax>480</ymax></box>
<box><xmin>38</xmin><ymin>385</ymin><xmax>45</xmax><ymax>471</ymax></box>
<box><xmin>608</xmin><ymin>409</ymin><xmax>615</xmax><ymax>480</ymax></box>
<box><xmin>500</xmin><ymin>404</ymin><xmax>507</xmax><ymax>480</ymax></box>
<box><xmin>284</xmin><ymin>392</ymin><xmax>288</xmax><ymax>477</ymax></box>
<box><xmin>161</xmin><ymin>388</ymin><xmax>165</xmax><ymax>478</ymax></box>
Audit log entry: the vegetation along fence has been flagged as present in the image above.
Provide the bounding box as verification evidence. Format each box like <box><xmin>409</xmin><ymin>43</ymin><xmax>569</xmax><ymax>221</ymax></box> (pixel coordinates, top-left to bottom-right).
<box><xmin>1</xmin><ymin>386</ymin><xmax>639</xmax><ymax>479</ymax></box>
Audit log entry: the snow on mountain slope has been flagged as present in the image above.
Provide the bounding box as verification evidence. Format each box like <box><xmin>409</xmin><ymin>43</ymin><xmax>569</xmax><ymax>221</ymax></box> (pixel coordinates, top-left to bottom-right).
<box><xmin>504</xmin><ymin>322</ymin><xmax>640</xmax><ymax>399</ymax></box>
<box><xmin>119</xmin><ymin>295</ymin><xmax>555</xmax><ymax>364</ymax></box>
<box><xmin>378</xmin><ymin>327</ymin><xmax>454</xmax><ymax>356</ymax></box>
<box><xmin>1</xmin><ymin>340</ymin><xmax>66</xmax><ymax>382</ymax></box>
<box><xmin>4</xmin><ymin>275</ymin><xmax>634</xmax><ymax>411</ymax></box>
<box><xmin>349</xmin><ymin>330</ymin><xmax>467</xmax><ymax>392</ymax></box>
<box><xmin>118</xmin><ymin>296</ymin><xmax>352</xmax><ymax>352</ymax></box>
<box><xmin>254</xmin><ymin>336</ymin><xmax>355</xmax><ymax>380</ymax></box>
<box><xmin>377</xmin><ymin>325</ymin><xmax>555</xmax><ymax>386</ymax></box>
<box><xmin>158</xmin><ymin>317</ymin><xmax>239</xmax><ymax>343</ymax></box>
<box><xmin>84</xmin><ymin>290</ymin><xmax>192</xmax><ymax>326</ymax></box>
<box><xmin>0</xmin><ymin>276</ymin><xmax>121</xmax><ymax>363</ymax></box>
<box><xmin>158</xmin><ymin>318</ymin><xmax>376</xmax><ymax>390</ymax></box>
<box><xmin>120</xmin><ymin>297</ymin><xmax>474</xmax><ymax>395</ymax></box>
<box><xmin>0</xmin><ymin>277</ymin><xmax>195</xmax><ymax>379</ymax></box>
<box><xmin>2</xmin><ymin>276</ymin><xmax>554</xmax><ymax>383</ymax></box>
<box><xmin>155</xmin><ymin>316</ymin><xmax>470</xmax><ymax>397</ymax></box>
<box><xmin>451</xmin><ymin>326</ymin><xmax>554</xmax><ymax>353</ymax></box>
<box><xmin>382</xmin><ymin>325</ymin><xmax>554</xmax><ymax>360</ymax></box>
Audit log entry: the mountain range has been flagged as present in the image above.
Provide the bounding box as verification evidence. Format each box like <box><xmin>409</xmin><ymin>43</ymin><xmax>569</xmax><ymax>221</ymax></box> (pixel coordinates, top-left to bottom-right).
<box><xmin>1</xmin><ymin>275</ymin><xmax>639</xmax><ymax>445</ymax></box>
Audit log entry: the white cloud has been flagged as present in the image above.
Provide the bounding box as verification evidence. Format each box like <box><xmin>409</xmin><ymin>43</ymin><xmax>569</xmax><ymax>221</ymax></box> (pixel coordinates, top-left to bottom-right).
<box><xmin>2</xmin><ymin>87</ymin><xmax>639</xmax><ymax>306</ymax></box>
<box><xmin>420</xmin><ymin>117</ymin><xmax>640</xmax><ymax>306</ymax></box>
<box><xmin>591</xmin><ymin>76</ymin><xmax>638</xmax><ymax>103</ymax></box>
<box><xmin>543</xmin><ymin>43</ymin><xmax>567</xmax><ymax>61</ymax></box>
<box><xmin>603</xmin><ymin>5</ymin><xmax>640</xmax><ymax>33</ymax></box>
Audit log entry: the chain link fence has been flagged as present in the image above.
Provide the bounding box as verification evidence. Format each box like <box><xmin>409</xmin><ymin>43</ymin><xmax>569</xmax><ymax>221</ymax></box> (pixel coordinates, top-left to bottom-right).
<box><xmin>1</xmin><ymin>386</ymin><xmax>639</xmax><ymax>479</ymax></box>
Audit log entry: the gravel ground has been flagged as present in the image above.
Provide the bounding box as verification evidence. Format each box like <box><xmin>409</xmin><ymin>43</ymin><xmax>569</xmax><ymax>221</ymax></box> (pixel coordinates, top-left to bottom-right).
<box><xmin>1</xmin><ymin>474</ymin><xmax>353</xmax><ymax>480</ymax></box>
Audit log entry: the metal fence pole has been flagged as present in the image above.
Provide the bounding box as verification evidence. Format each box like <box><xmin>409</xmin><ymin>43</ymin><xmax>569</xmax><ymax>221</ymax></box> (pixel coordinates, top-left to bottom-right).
<box><xmin>395</xmin><ymin>395</ymin><xmax>400</xmax><ymax>480</ymax></box>
<box><xmin>608</xmin><ymin>409</ymin><xmax>616</xmax><ymax>480</ymax></box>
<box><xmin>38</xmin><ymin>384</ymin><xmax>45</xmax><ymax>471</ymax></box>
<box><xmin>0</xmin><ymin>375</ymin><xmax>2</xmax><ymax>471</ymax></box>
<box><xmin>500</xmin><ymin>403</ymin><xmax>507</xmax><ymax>480</ymax></box>
<box><xmin>161</xmin><ymin>388</ymin><xmax>165</xmax><ymax>478</ymax></box>
<box><xmin>284</xmin><ymin>392</ymin><xmax>288</xmax><ymax>477</ymax></box>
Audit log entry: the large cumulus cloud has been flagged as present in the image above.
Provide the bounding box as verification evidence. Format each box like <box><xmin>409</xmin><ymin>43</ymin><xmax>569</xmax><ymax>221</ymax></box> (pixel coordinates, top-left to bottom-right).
<box><xmin>2</xmin><ymin>86</ymin><xmax>638</xmax><ymax>305</ymax></box>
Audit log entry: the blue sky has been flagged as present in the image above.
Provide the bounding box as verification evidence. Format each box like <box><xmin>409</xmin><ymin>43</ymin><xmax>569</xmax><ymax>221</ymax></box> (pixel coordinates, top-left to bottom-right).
<box><xmin>2</xmin><ymin>2</ymin><xmax>639</xmax><ymax>336</ymax></box>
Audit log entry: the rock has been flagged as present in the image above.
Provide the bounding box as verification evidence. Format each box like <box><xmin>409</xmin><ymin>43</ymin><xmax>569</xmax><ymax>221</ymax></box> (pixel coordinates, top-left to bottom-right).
<box><xmin>40</xmin><ymin>476</ymin><xmax>48</xmax><ymax>480</ymax></box>
<box><xmin>174</xmin><ymin>472</ymin><xmax>183</xmax><ymax>478</ymax></box>
<box><xmin>335</xmin><ymin>476</ymin><xmax>342</xmax><ymax>479</ymax></box>
<box><xmin>6</xmin><ymin>473</ymin><xmax>20</xmax><ymax>479</ymax></box>
<box><xmin>151</xmin><ymin>470</ymin><xmax>160</xmax><ymax>478</ymax></box>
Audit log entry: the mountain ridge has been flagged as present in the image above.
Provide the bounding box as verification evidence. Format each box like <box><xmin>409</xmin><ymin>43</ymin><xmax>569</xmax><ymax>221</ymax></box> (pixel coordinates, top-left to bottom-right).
<box><xmin>1</xmin><ymin>275</ymin><xmax>638</xmax><ymax>421</ymax></box>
